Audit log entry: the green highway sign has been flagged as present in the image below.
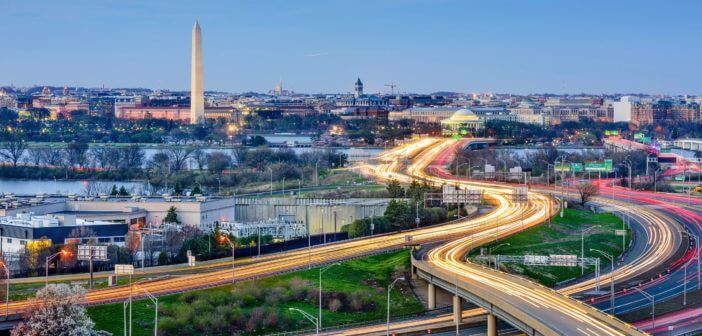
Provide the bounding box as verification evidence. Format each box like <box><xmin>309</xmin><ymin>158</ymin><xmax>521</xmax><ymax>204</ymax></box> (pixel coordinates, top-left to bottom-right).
<box><xmin>660</xmin><ymin>148</ymin><xmax>671</xmax><ymax>153</ymax></box>
<box><xmin>604</xmin><ymin>130</ymin><xmax>620</xmax><ymax>136</ymax></box>
<box><xmin>585</xmin><ymin>159</ymin><xmax>613</xmax><ymax>172</ymax></box>
<box><xmin>555</xmin><ymin>164</ymin><xmax>570</xmax><ymax>172</ymax></box>
<box><xmin>642</xmin><ymin>137</ymin><xmax>652</xmax><ymax>144</ymax></box>
<box><xmin>571</xmin><ymin>163</ymin><xmax>584</xmax><ymax>172</ymax></box>
<box><xmin>633</xmin><ymin>133</ymin><xmax>644</xmax><ymax>140</ymax></box>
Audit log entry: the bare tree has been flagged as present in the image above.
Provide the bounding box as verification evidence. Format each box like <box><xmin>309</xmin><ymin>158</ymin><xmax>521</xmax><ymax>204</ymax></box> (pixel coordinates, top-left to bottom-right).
<box><xmin>191</xmin><ymin>148</ymin><xmax>207</xmax><ymax>170</ymax></box>
<box><xmin>91</xmin><ymin>147</ymin><xmax>121</xmax><ymax>171</ymax></box>
<box><xmin>65</xmin><ymin>142</ymin><xmax>90</xmax><ymax>168</ymax></box>
<box><xmin>82</xmin><ymin>181</ymin><xmax>111</xmax><ymax>197</ymax></box>
<box><xmin>26</xmin><ymin>148</ymin><xmax>44</xmax><ymax>166</ymax></box>
<box><xmin>39</xmin><ymin>147</ymin><xmax>65</xmax><ymax>167</ymax></box>
<box><xmin>576</xmin><ymin>182</ymin><xmax>599</xmax><ymax>206</ymax></box>
<box><xmin>119</xmin><ymin>144</ymin><xmax>145</xmax><ymax>169</ymax></box>
<box><xmin>167</xmin><ymin>147</ymin><xmax>194</xmax><ymax>171</ymax></box>
<box><xmin>0</xmin><ymin>131</ymin><xmax>27</xmax><ymax>167</ymax></box>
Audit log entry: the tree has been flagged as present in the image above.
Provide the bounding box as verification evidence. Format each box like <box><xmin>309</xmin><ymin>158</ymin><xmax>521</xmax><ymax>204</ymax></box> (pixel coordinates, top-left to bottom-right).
<box><xmin>191</xmin><ymin>148</ymin><xmax>207</xmax><ymax>170</ymax></box>
<box><xmin>11</xmin><ymin>284</ymin><xmax>110</xmax><ymax>336</ymax></box>
<box><xmin>167</xmin><ymin>147</ymin><xmax>194</xmax><ymax>171</ymax></box>
<box><xmin>0</xmin><ymin>130</ymin><xmax>27</xmax><ymax>167</ymax></box>
<box><xmin>109</xmin><ymin>185</ymin><xmax>118</xmax><ymax>196</ymax></box>
<box><xmin>384</xmin><ymin>200</ymin><xmax>413</xmax><ymax>228</ymax></box>
<box><xmin>206</xmin><ymin>151</ymin><xmax>232</xmax><ymax>174</ymax></box>
<box><xmin>118</xmin><ymin>186</ymin><xmax>129</xmax><ymax>196</ymax></box>
<box><xmin>164</xmin><ymin>206</ymin><xmax>180</xmax><ymax>224</ymax></box>
<box><xmin>576</xmin><ymin>182</ymin><xmax>599</xmax><ymax>206</ymax></box>
<box><xmin>65</xmin><ymin>142</ymin><xmax>89</xmax><ymax>168</ymax></box>
<box><xmin>118</xmin><ymin>144</ymin><xmax>145</xmax><ymax>170</ymax></box>
<box><xmin>192</xmin><ymin>184</ymin><xmax>202</xmax><ymax>195</ymax></box>
<box><xmin>173</xmin><ymin>183</ymin><xmax>183</xmax><ymax>196</ymax></box>
<box><xmin>386</xmin><ymin>179</ymin><xmax>405</xmax><ymax>198</ymax></box>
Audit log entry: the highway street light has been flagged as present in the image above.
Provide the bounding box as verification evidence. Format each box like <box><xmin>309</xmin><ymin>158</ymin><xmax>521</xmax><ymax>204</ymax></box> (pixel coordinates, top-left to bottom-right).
<box><xmin>0</xmin><ymin>262</ymin><xmax>8</xmax><ymax>319</ymax></box>
<box><xmin>319</xmin><ymin>263</ymin><xmax>340</xmax><ymax>331</ymax></box>
<box><xmin>631</xmin><ymin>287</ymin><xmax>655</xmax><ymax>330</ymax></box>
<box><xmin>45</xmin><ymin>249</ymin><xmax>70</xmax><ymax>287</ymax></box>
<box><xmin>289</xmin><ymin>308</ymin><xmax>319</xmax><ymax>334</ymax></box>
<box><xmin>218</xmin><ymin>235</ymin><xmax>237</xmax><ymax>284</ymax></box>
<box><xmin>386</xmin><ymin>277</ymin><xmax>405</xmax><ymax>336</ymax></box>
<box><xmin>133</xmin><ymin>285</ymin><xmax>158</xmax><ymax>336</ymax></box>
<box><xmin>581</xmin><ymin>225</ymin><xmax>601</xmax><ymax>275</ymax></box>
<box><xmin>488</xmin><ymin>243</ymin><xmax>510</xmax><ymax>269</ymax></box>
<box><xmin>591</xmin><ymin>248</ymin><xmax>615</xmax><ymax>313</ymax></box>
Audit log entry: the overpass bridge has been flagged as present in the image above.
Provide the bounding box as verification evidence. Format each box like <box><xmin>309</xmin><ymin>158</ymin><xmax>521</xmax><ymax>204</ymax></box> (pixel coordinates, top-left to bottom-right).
<box><xmin>412</xmin><ymin>251</ymin><xmax>646</xmax><ymax>336</ymax></box>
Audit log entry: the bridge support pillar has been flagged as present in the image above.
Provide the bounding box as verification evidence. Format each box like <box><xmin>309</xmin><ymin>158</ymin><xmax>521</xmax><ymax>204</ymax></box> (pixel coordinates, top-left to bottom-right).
<box><xmin>487</xmin><ymin>313</ymin><xmax>497</xmax><ymax>336</ymax></box>
<box><xmin>428</xmin><ymin>283</ymin><xmax>436</xmax><ymax>309</ymax></box>
<box><xmin>411</xmin><ymin>265</ymin><xmax>418</xmax><ymax>280</ymax></box>
<box><xmin>452</xmin><ymin>295</ymin><xmax>462</xmax><ymax>323</ymax></box>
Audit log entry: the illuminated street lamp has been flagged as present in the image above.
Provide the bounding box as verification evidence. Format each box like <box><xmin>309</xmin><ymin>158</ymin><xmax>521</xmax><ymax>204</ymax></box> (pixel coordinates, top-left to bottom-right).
<box><xmin>218</xmin><ymin>235</ymin><xmax>237</xmax><ymax>284</ymax></box>
<box><xmin>45</xmin><ymin>249</ymin><xmax>71</xmax><ymax>287</ymax></box>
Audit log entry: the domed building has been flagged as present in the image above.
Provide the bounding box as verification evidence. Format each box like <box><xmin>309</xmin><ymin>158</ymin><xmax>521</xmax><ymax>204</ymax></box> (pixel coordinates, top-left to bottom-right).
<box><xmin>440</xmin><ymin>108</ymin><xmax>484</xmax><ymax>136</ymax></box>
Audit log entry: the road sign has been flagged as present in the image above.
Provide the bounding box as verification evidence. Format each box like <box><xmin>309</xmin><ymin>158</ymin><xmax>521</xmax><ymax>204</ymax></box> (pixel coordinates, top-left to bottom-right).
<box><xmin>585</xmin><ymin>159</ymin><xmax>613</xmax><ymax>172</ymax></box>
<box><xmin>188</xmin><ymin>256</ymin><xmax>196</xmax><ymax>267</ymax></box>
<box><xmin>115</xmin><ymin>264</ymin><xmax>134</xmax><ymax>275</ymax></box>
<box><xmin>524</xmin><ymin>255</ymin><xmax>549</xmax><ymax>265</ymax></box>
<box><xmin>634</xmin><ymin>133</ymin><xmax>644</xmax><ymax>140</ymax></box>
<box><xmin>554</xmin><ymin>164</ymin><xmax>570</xmax><ymax>172</ymax></box>
<box><xmin>549</xmin><ymin>254</ymin><xmax>578</xmax><ymax>267</ymax></box>
<box><xmin>571</xmin><ymin>163</ymin><xmax>584</xmax><ymax>172</ymax></box>
<box><xmin>604</xmin><ymin>130</ymin><xmax>620</xmax><ymax>136</ymax></box>
<box><xmin>615</xmin><ymin>229</ymin><xmax>626</xmax><ymax>236</ymax></box>
<box><xmin>77</xmin><ymin>245</ymin><xmax>108</xmax><ymax>261</ymax></box>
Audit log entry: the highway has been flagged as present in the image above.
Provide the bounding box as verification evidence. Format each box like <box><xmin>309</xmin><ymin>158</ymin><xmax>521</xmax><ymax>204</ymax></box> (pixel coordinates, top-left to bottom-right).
<box><xmin>6</xmin><ymin>138</ymin><xmax>687</xmax><ymax>335</ymax></box>
<box><xmin>1</xmin><ymin>139</ymin><xmax>558</xmax><ymax>317</ymax></box>
<box><xmin>337</xmin><ymin>138</ymin><xmax>686</xmax><ymax>336</ymax></box>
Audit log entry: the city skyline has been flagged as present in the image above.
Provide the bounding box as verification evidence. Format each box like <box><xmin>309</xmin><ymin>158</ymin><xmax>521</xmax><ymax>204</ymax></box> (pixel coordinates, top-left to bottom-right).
<box><xmin>1</xmin><ymin>0</ymin><xmax>702</xmax><ymax>95</ymax></box>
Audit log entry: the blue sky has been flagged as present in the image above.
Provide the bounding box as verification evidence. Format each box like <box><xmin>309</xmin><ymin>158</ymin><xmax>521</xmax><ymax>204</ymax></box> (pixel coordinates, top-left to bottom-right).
<box><xmin>1</xmin><ymin>0</ymin><xmax>700</xmax><ymax>95</ymax></box>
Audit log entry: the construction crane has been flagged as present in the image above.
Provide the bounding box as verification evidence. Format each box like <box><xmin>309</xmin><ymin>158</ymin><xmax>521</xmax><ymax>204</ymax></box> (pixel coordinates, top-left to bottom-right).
<box><xmin>385</xmin><ymin>83</ymin><xmax>397</xmax><ymax>95</ymax></box>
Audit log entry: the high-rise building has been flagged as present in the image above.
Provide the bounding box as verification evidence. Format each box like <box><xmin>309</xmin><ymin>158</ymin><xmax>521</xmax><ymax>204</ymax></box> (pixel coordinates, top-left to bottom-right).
<box><xmin>190</xmin><ymin>21</ymin><xmax>204</xmax><ymax>124</ymax></box>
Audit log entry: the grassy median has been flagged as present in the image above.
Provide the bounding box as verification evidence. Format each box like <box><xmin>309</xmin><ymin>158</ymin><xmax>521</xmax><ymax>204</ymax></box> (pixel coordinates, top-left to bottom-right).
<box><xmin>87</xmin><ymin>249</ymin><xmax>422</xmax><ymax>335</ymax></box>
<box><xmin>470</xmin><ymin>207</ymin><xmax>631</xmax><ymax>287</ymax></box>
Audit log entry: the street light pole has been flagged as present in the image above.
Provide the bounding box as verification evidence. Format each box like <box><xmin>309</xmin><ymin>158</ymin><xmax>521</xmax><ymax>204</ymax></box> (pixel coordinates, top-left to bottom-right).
<box><xmin>319</xmin><ymin>263</ymin><xmax>340</xmax><ymax>331</ymax></box>
<box><xmin>386</xmin><ymin>277</ymin><xmax>405</xmax><ymax>336</ymax></box>
<box><xmin>632</xmin><ymin>287</ymin><xmax>655</xmax><ymax>330</ymax></box>
<box><xmin>581</xmin><ymin>226</ymin><xmax>601</xmax><ymax>275</ymax></box>
<box><xmin>289</xmin><ymin>308</ymin><xmax>319</xmax><ymax>334</ymax></box>
<box><xmin>134</xmin><ymin>286</ymin><xmax>158</xmax><ymax>336</ymax></box>
<box><xmin>0</xmin><ymin>262</ymin><xmax>8</xmax><ymax>319</ymax></box>
<box><xmin>45</xmin><ymin>250</ymin><xmax>69</xmax><ymax>287</ymax></box>
<box><xmin>591</xmin><ymin>249</ymin><xmax>615</xmax><ymax>313</ymax></box>
<box><xmin>488</xmin><ymin>243</ymin><xmax>510</xmax><ymax>269</ymax></box>
<box><xmin>218</xmin><ymin>235</ymin><xmax>236</xmax><ymax>285</ymax></box>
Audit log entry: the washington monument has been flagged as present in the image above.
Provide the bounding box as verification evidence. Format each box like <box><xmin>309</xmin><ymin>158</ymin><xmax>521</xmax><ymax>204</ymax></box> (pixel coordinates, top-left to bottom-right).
<box><xmin>190</xmin><ymin>21</ymin><xmax>204</xmax><ymax>124</ymax></box>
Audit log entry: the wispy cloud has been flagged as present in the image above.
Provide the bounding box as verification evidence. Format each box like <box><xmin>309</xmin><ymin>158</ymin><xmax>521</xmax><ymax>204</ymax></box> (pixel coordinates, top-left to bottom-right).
<box><xmin>305</xmin><ymin>52</ymin><xmax>330</xmax><ymax>57</ymax></box>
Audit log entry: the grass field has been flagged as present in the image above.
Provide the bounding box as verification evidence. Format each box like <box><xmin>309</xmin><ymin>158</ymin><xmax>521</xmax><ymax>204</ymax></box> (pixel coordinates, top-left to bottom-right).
<box><xmin>469</xmin><ymin>208</ymin><xmax>631</xmax><ymax>287</ymax></box>
<box><xmin>87</xmin><ymin>249</ymin><xmax>422</xmax><ymax>335</ymax></box>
